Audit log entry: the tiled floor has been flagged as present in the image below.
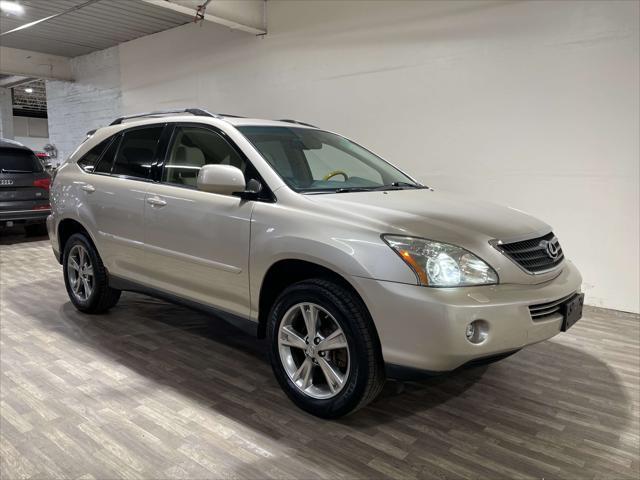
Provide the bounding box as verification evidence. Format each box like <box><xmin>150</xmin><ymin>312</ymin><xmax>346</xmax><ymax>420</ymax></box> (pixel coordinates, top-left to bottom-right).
<box><xmin>1</xmin><ymin>234</ymin><xmax>638</xmax><ymax>479</ymax></box>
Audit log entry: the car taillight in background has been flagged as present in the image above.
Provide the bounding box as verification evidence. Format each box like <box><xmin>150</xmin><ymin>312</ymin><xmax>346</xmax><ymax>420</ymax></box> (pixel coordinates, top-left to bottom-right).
<box><xmin>33</xmin><ymin>178</ymin><xmax>51</xmax><ymax>191</ymax></box>
<box><xmin>34</xmin><ymin>152</ymin><xmax>50</xmax><ymax>160</ymax></box>
<box><xmin>32</xmin><ymin>204</ymin><xmax>50</xmax><ymax>211</ymax></box>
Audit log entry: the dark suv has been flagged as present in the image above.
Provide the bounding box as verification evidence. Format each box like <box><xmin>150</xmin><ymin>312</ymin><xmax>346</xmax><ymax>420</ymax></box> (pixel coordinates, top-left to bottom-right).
<box><xmin>0</xmin><ymin>139</ymin><xmax>51</xmax><ymax>235</ymax></box>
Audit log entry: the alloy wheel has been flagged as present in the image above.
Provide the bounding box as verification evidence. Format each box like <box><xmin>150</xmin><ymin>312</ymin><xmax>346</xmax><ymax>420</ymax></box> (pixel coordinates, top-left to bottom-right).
<box><xmin>67</xmin><ymin>244</ymin><xmax>94</xmax><ymax>302</ymax></box>
<box><xmin>278</xmin><ymin>302</ymin><xmax>350</xmax><ymax>399</ymax></box>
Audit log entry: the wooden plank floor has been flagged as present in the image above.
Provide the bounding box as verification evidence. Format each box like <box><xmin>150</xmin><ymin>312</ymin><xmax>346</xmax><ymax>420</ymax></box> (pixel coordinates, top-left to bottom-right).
<box><xmin>1</xmin><ymin>234</ymin><xmax>638</xmax><ymax>479</ymax></box>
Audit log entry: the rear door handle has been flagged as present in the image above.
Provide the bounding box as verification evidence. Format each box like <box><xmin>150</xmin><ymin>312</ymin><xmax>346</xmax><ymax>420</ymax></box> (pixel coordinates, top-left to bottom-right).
<box><xmin>81</xmin><ymin>184</ymin><xmax>95</xmax><ymax>193</ymax></box>
<box><xmin>146</xmin><ymin>196</ymin><xmax>167</xmax><ymax>207</ymax></box>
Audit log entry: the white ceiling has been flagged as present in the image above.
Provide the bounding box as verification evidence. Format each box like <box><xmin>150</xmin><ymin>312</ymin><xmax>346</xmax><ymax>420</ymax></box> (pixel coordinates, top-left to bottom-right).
<box><xmin>0</xmin><ymin>0</ymin><xmax>197</xmax><ymax>57</ymax></box>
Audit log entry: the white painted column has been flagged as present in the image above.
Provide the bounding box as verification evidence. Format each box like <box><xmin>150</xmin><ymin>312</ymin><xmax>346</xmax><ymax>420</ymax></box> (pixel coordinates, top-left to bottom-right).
<box><xmin>45</xmin><ymin>47</ymin><xmax>122</xmax><ymax>164</ymax></box>
<box><xmin>0</xmin><ymin>87</ymin><xmax>14</xmax><ymax>139</ymax></box>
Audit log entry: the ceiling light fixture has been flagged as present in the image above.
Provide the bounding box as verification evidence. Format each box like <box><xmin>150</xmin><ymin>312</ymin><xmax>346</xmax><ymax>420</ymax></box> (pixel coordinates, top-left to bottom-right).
<box><xmin>0</xmin><ymin>1</ymin><xmax>25</xmax><ymax>15</ymax></box>
<box><xmin>24</xmin><ymin>87</ymin><xmax>33</xmax><ymax>93</ymax></box>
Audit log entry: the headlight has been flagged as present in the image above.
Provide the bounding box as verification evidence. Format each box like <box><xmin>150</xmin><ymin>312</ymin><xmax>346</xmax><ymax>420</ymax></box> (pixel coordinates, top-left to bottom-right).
<box><xmin>382</xmin><ymin>235</ymin><xmax>498</xmax><ymax>287</ymax></box>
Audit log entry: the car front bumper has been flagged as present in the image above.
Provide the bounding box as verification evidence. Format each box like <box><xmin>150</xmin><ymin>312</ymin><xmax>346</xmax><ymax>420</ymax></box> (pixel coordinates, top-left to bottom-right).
<box><xmin>351</xmin><ymin>260</ymin><xmax>583</xmax><ymax>376</ymax></box>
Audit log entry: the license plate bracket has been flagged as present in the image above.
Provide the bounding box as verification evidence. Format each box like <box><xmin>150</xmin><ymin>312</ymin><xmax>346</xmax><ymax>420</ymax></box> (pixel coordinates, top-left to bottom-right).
<box><xmin>561</xmin><ymin>293</ymin><xmax>584</xmax><ymax>332</ymax></box>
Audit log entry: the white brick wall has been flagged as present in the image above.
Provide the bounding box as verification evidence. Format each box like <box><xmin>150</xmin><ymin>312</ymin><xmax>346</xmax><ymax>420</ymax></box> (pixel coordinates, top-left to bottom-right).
<box><xmin>46</xmin><ymin>46</ymin><xmax>122</xmax><ymax>163</ymax></box>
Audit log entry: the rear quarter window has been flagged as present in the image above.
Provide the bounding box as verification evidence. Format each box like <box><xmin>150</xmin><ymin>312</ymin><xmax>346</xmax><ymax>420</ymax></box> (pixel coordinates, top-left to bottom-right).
<box><xmin>77</xmin><ymin>138</ymin><xmax>112</xmax><ymax>172</ymax></box>
<box><xmin>0</xmin><ymin>148</ymin><xmax>43</xmax><ymax>173</ymax></box>
<box><xmin>94</xmin><ymin>134</ymin><xmax>122</xmax><ymax>174</ymax></box>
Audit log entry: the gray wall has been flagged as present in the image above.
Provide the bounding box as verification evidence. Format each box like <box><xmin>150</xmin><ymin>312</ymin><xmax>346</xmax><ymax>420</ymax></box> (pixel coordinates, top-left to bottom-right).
<box><xmin>44</xmin><ymin>0</ymin><xmax>640</xmax><ymax>313</ymax></box>
<box><xmin>13</xmin><ymin>116</ymin><xmax>49</xmax><ymax>151</ymax></box>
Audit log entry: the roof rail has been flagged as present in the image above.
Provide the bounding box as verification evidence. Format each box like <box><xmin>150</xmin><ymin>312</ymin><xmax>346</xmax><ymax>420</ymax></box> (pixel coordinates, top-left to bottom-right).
<box><xmin>109</xmin><ymin>108</ymin><xmax>223</xmax><ymax>126</ymax></box>
<box><xmin>278</xmin><ymin>119</ymin><xmax>318</xmax><ymax>128</ymax></box>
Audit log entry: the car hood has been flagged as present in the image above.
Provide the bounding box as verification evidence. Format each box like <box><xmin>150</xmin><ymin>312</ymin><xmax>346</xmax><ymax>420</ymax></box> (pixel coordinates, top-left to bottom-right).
<box><xmin>304</xmin><ymin>188</ymin><xmax>550</xmax><ymax>243</ymax></box>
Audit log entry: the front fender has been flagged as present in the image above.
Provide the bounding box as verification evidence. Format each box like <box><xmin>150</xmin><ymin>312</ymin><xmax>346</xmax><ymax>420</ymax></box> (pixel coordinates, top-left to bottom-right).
<box><xmin>249</xmin><ymin>202</ymin><xmax>417</xmax><ymax>317</ymax></box>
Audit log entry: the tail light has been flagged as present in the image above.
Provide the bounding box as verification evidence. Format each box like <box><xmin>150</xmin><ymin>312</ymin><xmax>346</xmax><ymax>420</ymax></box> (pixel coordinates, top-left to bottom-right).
<box><xmin>33</xmin><ymin>178</ymin><xmax>51</xmax><ymax>191</ymax></box>
<box><xmin>32</xmin><ymin>204</ymin><xmax>50</xmax><ymax>210</ymax></box>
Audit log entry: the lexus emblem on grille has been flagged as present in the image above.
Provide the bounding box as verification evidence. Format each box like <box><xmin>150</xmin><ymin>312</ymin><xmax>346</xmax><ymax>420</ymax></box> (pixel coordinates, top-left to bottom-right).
<box><xmin>540</xmin><ymin>238</ymin><xmax>560</xmax><ymax>259</ymax></box>
<box><xmin>0</xmin><ymin>179</ymin><xmax>14</xmax><ymax>186</ymax></box>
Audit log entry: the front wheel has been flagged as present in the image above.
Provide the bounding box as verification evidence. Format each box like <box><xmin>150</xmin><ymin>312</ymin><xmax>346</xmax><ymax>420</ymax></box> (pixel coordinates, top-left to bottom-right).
<box><xmin>267</xmin><ymin>279</ymin><xmax>385</xmax><ymax>418</ymax></box>
<box><xmin>62</xmin><ymin>233</ymin><xmax>121</xmax><ymax>314</ymax></box>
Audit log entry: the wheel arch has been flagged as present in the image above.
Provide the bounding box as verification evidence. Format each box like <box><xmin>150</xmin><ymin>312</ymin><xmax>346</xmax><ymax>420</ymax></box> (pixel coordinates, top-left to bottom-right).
<box><xmin>257</xmin><ymin>259</ymin><xmax>380</xmax><ymax>347</ymax></box>
<box><xmin>57</xmin><ymin>218</ymin><xmax>99</xmax><ymax>262</ymax></box>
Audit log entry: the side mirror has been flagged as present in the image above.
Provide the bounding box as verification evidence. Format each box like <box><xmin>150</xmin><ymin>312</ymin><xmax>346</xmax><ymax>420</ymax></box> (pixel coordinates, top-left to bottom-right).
<box><xmin>197</xmin><ymin>164</ymin><xmax>246</xmax><ymax>196</ymax></box>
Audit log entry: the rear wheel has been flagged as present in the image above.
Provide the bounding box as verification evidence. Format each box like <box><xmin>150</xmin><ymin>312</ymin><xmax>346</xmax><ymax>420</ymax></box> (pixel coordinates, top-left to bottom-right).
<box><xmin>268</xmin><ymin>279</ymin><xmax>385</xmax><ymax>418</ymax></box>
<box><xmin>63</xmin><ymin>233</ymin><xmax>121</xmax><ymax>313</ymax></box>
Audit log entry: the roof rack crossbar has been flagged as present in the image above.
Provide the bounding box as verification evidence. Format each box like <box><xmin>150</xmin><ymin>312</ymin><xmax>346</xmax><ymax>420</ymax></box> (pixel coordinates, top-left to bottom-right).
<box><xmin>109</xmin><ymin>108</ymin><xmax>223</xmax><ymax>126</ymax></box>
<box><xmin>278</xmin><ymin>119</ymin><xmax>318</xmax><ymax>128</ymax></box>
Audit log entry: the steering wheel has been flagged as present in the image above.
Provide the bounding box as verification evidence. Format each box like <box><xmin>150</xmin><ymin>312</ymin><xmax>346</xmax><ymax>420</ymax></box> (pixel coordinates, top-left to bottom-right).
<box><xmin>323</xmin><ymin>170</ymin><xmax>349</xmax><ymax>181</ymax></box>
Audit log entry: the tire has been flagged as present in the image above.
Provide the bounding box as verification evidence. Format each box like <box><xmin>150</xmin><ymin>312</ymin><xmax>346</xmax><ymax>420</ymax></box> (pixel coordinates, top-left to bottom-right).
<box><xmin>62</xmin><ymin>233</ymin><xmax>121</xmax><ymax>314</ymax></box>
<box><xmin>267</xmin><ymin>279</ymin><xmax>385</xmax><ymax>418</ymax></box>
<box><xmin>25</xmin><ymin>223</ymin><xmax>47</xmax><ymax>236</ymax></box>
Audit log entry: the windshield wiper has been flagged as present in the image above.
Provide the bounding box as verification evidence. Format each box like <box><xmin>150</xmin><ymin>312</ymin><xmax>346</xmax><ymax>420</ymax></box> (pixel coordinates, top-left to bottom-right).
<box><xmin>333</xmin><ymin>187</ymin><xmax>377</xmax><ymax>193</ymax></box>
<box><xmin>303</xmin><ymin>183</ymin><xmax>427</xmax><ymax>194</ymax></box>
<box><xmin>389</xmin><ymin>181</ymin><xmax>423</xmax><ymax>188</ymax></box>
<box><xmin>367</xmin><ymin>182</ymin><xmax>427</xmax><ymax>191</ymax></box>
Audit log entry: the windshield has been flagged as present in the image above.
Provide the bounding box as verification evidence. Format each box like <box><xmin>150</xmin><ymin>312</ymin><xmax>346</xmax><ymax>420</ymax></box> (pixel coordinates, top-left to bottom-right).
<box><xmin>0</xmin><ymin>148</ymin><xmax>43</xmax><ymax>173</ymax></box>
<box><xmin>238</xmin><ymin>126</ymin><xmax>420</xmax><ymax>192</ymax></box>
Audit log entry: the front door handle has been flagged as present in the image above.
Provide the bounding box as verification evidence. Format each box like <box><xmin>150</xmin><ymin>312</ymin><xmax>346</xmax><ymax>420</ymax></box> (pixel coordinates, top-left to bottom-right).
<box><xmin>81</xmin><ymin>184</ymin><xmax>95</xmax><ymax>193</ymax></box>
<box><xmin>146</xmin><ymin>196</ymin><xmax>167</xmax><ymax>207</ymax></box>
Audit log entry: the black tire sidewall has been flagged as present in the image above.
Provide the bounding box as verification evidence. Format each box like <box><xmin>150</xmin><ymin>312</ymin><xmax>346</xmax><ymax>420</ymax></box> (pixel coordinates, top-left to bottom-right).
<box><xmin>62</xmin><ymin>233</ymin><xmax>102</xmax><ymax>312</ymax></box>
<box><xmin>268</xmin><ymin>281</ymin><xmax>375</xmax><ymax>418</ymax></box>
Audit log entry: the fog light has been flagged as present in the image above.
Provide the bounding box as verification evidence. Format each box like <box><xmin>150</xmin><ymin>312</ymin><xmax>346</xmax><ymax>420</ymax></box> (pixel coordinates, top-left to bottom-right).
<box><xmin>465</xmin><ymin>320</ymin><xmax>488</xmax><ymax>344</ymax></box>
<box><xmin>465</xmin><ymin>323</ymin><xmax>475</xmax><ymax>340</ymax></box>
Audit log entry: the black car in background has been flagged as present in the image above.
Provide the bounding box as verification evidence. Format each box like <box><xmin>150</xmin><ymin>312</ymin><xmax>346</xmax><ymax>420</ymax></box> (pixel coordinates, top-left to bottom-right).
<box><xmin>0</xmin><ymin>139</ymin><xmax>51</xmax><ymax>235</ymax></box>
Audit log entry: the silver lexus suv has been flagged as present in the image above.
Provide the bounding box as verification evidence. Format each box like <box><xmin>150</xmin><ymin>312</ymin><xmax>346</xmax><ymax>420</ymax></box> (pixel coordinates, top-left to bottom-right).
<box><xmin>48</xmin><ymin>109</ymin><xmax>584</xmax><ymax>418</ymax></box>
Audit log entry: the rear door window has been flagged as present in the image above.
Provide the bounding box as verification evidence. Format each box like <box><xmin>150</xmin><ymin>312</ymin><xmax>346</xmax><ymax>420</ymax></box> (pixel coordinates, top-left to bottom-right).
<box><xmin>0</xmin><ymin>148</ymin><xmax>43</xmax><ymax>173</ymax></box>
<box><xmin>112</xmin><ymin>126</ymin><xmax>164</xmax><ymax>179</ymax></box>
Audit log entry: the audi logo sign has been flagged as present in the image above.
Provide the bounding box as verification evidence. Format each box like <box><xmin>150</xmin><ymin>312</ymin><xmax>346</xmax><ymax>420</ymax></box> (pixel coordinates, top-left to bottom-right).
<box><xmin>0</xmin><ymin>179</ymin><xmax>14</xmax><ymax>186</ymax></box>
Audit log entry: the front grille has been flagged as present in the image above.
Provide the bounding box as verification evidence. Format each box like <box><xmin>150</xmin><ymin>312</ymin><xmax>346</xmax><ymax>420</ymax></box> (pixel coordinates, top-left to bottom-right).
<box><xmin>529</xmin><ymin>292</ymin><xmax>576</xmax><ymax>320</ymax></box>
<box><xmin>495</xmin><ymin>231</ymin><xmax>564</xmax><ymax>273</ymax></box>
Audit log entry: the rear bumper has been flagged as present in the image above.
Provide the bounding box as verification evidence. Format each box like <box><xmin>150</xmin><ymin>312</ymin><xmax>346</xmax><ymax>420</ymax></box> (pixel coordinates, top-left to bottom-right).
<box><xmin>0</xmin><ymin>209</ymin><xmax>50</xmax><ymax>225</ymax></box>
<box><xmin>351</xmin><ymin>260</ymin><xmax>583</xmax><ymax>374</ymax></box>
<box><xmin>46</xmin><ymin>214</ymin><xmax>62</xmax><ymax>263</ymax></box>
